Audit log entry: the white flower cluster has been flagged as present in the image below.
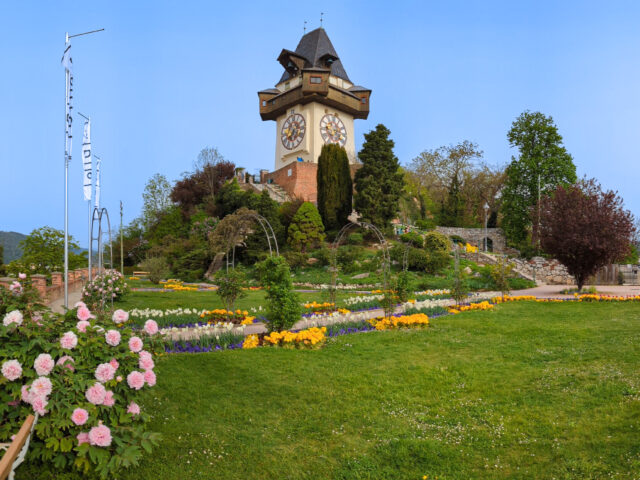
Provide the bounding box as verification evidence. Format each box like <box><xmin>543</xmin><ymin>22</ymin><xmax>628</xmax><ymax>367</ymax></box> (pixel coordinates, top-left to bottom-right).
<box><xmin>160</xmin><ymin>322</ymin><xmax>245</xmax><ymax>340</ymax></box>
<box><xmin>129</xmin><ymin>307</ymin><xmax>206</xmax><ymax>319</ymax></box>
<box><xmin>414</xmin><ymin>289</ymin><xmax>451</xmax><ymax>296</ymax></box>
<box><xmin>342</xmin><ymin>294</ymin><xmax>385</xmax><ymax>306</ymax></box>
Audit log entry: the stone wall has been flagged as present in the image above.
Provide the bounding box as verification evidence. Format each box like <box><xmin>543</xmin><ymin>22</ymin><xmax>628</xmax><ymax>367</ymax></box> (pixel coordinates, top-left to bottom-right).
<box><xmin>512</xmin><ymin>256</ymin><xmax>574</xmax><ymax>285</ymax></box>
<box><xmin>0</xmin><ymin>267</ymin><xmax>97</xmax><ymax>304</ymax></box>
<box><xmin>436</xmin><ymin>226</ymin><xmax>507</xmax><ymax>253</ymax></box>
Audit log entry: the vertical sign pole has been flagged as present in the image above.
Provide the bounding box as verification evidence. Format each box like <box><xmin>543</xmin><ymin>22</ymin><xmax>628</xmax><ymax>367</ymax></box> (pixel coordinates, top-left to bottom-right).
<box><xmin>63</xmin><ymin>33</ymin><xmax>70</xmax><ymax>309</ymax></box>
<box><xmin>120</xmin><ymin>201</ymin><xmax>124</xmax><ymax>275</ymax></box>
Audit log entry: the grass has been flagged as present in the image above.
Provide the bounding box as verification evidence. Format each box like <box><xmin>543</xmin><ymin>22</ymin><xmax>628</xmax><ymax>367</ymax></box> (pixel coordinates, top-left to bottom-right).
<box><xmin>103</xmin><ymin>302</ymin><xmax>640</xmax><ymax>479</ymax></box>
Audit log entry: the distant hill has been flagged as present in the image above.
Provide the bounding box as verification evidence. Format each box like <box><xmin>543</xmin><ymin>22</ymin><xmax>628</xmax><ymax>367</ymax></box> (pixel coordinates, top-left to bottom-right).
<box><xmin>0</xmin><ymin>231</ymin><xmax>26</xmax><ymax>263</ymax></box>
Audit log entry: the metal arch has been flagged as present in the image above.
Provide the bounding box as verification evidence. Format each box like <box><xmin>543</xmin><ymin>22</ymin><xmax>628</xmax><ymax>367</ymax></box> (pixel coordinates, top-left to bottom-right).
<box><xmin>224</xmin><ymin>212</ymin><xmax>280</xmax><ymax>271</ymax></box>
<box><xmin>89</xmin><ymin>207</ymin><xmax>113</xmax><ymax>281</ymax></box>
<box><xmin>330</xmin><ymin>221</ymin><xmax>391</xmax><ymax>292</ymax></box>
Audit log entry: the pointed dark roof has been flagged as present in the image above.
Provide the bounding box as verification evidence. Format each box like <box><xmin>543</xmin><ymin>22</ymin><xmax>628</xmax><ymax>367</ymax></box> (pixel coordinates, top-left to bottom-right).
<box><xmin>278</xmin><ymin>28</ymin><xmax>350</xmax><ymax>84</ymax></box>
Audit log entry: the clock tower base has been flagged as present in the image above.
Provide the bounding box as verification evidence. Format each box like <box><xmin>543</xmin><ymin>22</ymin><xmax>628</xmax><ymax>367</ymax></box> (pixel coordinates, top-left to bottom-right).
<box><xmin>260</xmin><ymin>161</ymin><xmax>361</xmax><ymax>205</ymax></box>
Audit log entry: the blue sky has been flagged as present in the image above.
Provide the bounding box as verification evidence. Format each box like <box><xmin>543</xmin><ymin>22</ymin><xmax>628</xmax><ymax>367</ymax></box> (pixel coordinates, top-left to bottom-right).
<box><xmin>1</xmin><ymin>0</ymin><xmax>639</xmax><ymax>247</ymax></box>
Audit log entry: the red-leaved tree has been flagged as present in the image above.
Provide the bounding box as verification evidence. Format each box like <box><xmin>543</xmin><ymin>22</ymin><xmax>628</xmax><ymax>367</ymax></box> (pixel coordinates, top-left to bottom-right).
<box><xmin>537</xmin><ymin>178</ymin><xmax>635</xmax><ymax>291</ymax></box>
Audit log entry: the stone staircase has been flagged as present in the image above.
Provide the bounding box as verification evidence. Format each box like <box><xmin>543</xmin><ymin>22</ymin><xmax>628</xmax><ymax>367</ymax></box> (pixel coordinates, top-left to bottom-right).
<box><xmin>249</xmin><ymin>183</ymin><xmax>290</xmax><ymax>203</ymax></box>
<box><xmin>473</xmin><ymin>252</ymin><xmax>537</xmax><ymax>283</ymax></box>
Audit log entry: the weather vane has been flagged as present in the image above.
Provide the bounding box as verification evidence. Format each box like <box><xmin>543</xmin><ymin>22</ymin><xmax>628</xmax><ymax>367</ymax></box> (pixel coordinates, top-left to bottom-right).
<box><xmin>320</xmin><ymin>12</ymin><xmax>324</xmax><ymax>27</ymax></box>
<box><xmin>304</xmin><ymin>20</ymin><xmax>307</xmax><ymax>34</ymax></box>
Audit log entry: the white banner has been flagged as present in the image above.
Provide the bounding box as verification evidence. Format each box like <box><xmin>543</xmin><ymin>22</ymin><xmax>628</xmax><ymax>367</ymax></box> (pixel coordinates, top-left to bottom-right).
<box><xmin>94</xmin><ymin>155</ymin><xmax>101</xmax><ymax>209</ymax></box>
<box><xmin>62</xmin><ymin>42</ymin><xmax>73</xmax><ymax>164</ymax></box>
<box><xmin>82</xmin><ymin>120</ymin><xmax>92</xmax><ymax>201</ymax></box>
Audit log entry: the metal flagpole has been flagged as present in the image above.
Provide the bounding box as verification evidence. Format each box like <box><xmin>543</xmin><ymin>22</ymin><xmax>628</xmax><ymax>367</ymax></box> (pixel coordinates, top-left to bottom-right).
<box><xmin>120</xmin><ymin>201</ymin><xmax>124</xmax><ymax>275</ymax></box>
<box><xmin>62</xmin><ymin>27</ymin><xmax>104</xmax><ymax>309</ymax></box>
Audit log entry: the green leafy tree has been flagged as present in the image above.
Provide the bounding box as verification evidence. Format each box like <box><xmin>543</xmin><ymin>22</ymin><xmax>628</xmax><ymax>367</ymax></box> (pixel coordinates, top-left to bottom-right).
<box><xmin>20</xmin><ymin>226</ymin><xmax>86</xmax><ymax>273</ymax></box>
<box><xmin>258</xmin><ymin>256</ymin><xmax>302</xmax><ymax>332</ymax></box>
<box><xmin>142</xmin><ymin>173</ymin><xmax>173</xmax><ymax>229</ymax></box>
<box><xmin>502</xmin><ymin>111</ymin><xmax>577</xmax><ymax>248</ymax></box>
<box><xmin>490</xmin><ymin>257</ymin><xmax>514</xmax><ymax>300</ymax></box>
<box><xmin>140</xmin><ymin>256</ymin><xmax>170</xmax><ymax>284</ymax></box>
<box><xmin>354</xmin><ymin>124</ymin><xmax>404</xmax><ymax>230</ymax></box>
<box><xmin>214</xmin><ymin>268</ymin><xmax>247</xmax><ymax>321</ymax></box>
<box><xmin>439</xmin><ymin>174</ymin><xmax>465</xmax><ymax>227</ymax></box>
<box><xmin>287</xmin><ymin>202</ymin><xmax>325</xmax><ymax>253</ymax></box>
<box><xmin>317</xmin><ymin>143</ymin><xmax>352</xmax><ymax>231</ymax></box>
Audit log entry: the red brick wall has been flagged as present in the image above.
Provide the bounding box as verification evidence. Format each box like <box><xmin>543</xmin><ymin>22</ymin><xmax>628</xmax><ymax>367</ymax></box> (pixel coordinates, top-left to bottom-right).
<box><xmin>266</xmin><ymin>162</ymin><xmax>319</xmax><ymax>203</ymax></box>
<box><xmin>266</xmin><ymin>162</ymin><xmax>362</xmax><ymax>204</ymax></box>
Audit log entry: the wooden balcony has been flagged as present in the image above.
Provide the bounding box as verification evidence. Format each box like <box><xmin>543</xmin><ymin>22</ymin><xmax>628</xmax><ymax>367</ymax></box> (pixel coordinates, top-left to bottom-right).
<box><xmin>259</xmin><ymin>76</ymin><xmax>370</xmax><ymax>121</ymax></box>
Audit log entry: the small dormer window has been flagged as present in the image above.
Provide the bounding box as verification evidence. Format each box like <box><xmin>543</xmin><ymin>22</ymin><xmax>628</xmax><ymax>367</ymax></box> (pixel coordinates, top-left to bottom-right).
<box><xmin>361</xmin><ymin>97</ymin><xmax>367</xmax><ymax>104</ymax></box>
<box><xmin>284</xmin><ymin>81</ymin><xmax>290</xmax><ymax>90</ymax></box>
<box><xmin>310</xmin><ymin>76</ymin><xmax>322</xmax><ymax>84</ymax></box>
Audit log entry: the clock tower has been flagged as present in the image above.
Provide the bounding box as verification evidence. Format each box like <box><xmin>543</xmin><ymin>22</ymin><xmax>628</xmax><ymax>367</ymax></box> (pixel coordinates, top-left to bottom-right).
<box><xmin>258</xmin><ymin>28</ymin><xmax>371</xmax><ymax>202</ymax></box>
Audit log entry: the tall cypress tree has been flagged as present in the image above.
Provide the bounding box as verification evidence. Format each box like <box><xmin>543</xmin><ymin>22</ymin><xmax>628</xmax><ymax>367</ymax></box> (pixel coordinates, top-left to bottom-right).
<box><xmin>317</xmin><ymin>144</ymin><xmax>352</xmax><ymax>231</ymax></box>
<box><xmin>354</xmin><ymin>124</ymin><xmax>404</xmax><ymax>229</ymax></box>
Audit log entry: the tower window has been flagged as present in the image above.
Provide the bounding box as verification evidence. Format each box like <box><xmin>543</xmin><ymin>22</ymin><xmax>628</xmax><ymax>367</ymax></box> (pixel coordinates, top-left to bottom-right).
<box><xmin>310</xmin><ymin>76</ymin><xmax>322</xmax><ymax>84</ymax></box>
<box><xmin>361</xmin><ymin>97</ymin><xmax>367</xmax><ymax>104</ymax></box>
<box><xmin>262</xmin><ymin>100</ymin><xmax>266</xmax><ymax>107</ymax></box>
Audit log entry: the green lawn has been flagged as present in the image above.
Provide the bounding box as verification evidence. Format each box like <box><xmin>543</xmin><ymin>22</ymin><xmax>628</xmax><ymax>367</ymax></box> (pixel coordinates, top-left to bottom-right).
<box><xmin>103</xmin><ymin>301</ymin><xmax>640</xmax><ymax>479</ymax></box>
<box><xmin>117</xmin><ymin>289</ymin><xmax>361</xmax><ymax>313</ymax></box>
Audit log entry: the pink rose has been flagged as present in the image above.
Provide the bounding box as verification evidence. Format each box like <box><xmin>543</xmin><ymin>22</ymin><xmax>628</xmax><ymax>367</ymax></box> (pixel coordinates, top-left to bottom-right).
<box><xmin>76</xmin><ymin>306</ymin><xmax>93</xmax><ymax>321</ymax></box>
<box><xmin>88</xmin><ymin>424</ymin><xmax>112</xmax><ymax>447</ymax></box>
<box><xmin>18</xmin><ymin>273</ymin><xmax>27</xmax><ymax>279</ymax></box>
<box><xmin>71</xmin><ymin>408</ymin><xmax>89</xmax><ymax>426</ymax></box>
<box><xmin>112</xmin><ymin>309</ymin><xmax>129</xmax><ymax>324</ymax></box>
<box><xmin>1</xmin><ymin>360</ymin><xmax>22</xmax><ymax>381</ymax></box>
<box><xmin>31</xmin><ymin>313</ymin><xmax>43</xmax><ymax>326</ymax></box>
<box><xmin>85</xmin><ymin>383</ymin><xmax>107</xmax><ymax>405</ymax></box>
<box><xmin>105</xmin><ymin>330</ymin><xmax>121</xmax><ymax>347</ymax></box>
<box><xmin>128</xmin><ymin>336</ymin><xmax>143</xmax><ymax>353</ymax></box>
<box><xmin>31</xmin><ymin>395</ymin><xmax>48</xmax><ymax>416</ymax></box>
<box><xmin>103</xmin><ymin>390</ymin><xmax>115</xmax><ymax>407</ymax></box>
<box><xmin>56</xmin><ymin>355</ymin><xmax>75</xmax><ymax>372</ymax></box>
<box><xmin>76</xmin><ymin>320</ymin><xmax>91</xmax><ymax>333</ymax></box>
<box><xmin>143</xmin><ymin>369</ymin><xmax>156</xmax><ymax>387</ymax></box>
<box><xmin>74</xmin><ymin>301</ymin><xmax>87</xmax><ymax>309</ymax></box>
<box><xmin>139</xmin><ymin>350</ymin><xmax>152</xmax><ymax>361</ymax></box>
<box><xmin>34</xmin><ymin>353</ymin><xmax>54</xmax><ymax>376</ymax></box>
<box><xmin>143</xmin><ymin>320</ymin><xmax>159</xmax><ymax>335</ymax></box>
<box><xmin>77</xmin><ymin>432</ymin><xmax>90</xmax><ymax>445</ymax></box>
<box><xmin>30</xmin><ymin>377</ymin><xmax>52</xmax><ymax>397</ymax></box>
<box><xmin>95</xmin><ymin>363</ymin><xmax>116</xmax><ymax>383</ymax></box>
<box><xmin>139</xmin><ymin>355</ymin><xmax>154</xmax><ymax>371</ymax></box>
<box><xmin>127</xmin><ymin>402</ymin><xmax>141</xmax><ymax>416</ymax></box>
<box><xmin>60</xmin><ymin>331</ymin><xmax>78</xmax><ymax>350</ymax></box>
<box><xmin>116</xmin><ymin>375</ymin><xmax>123</xmax><ymax>382</ymax></box>
<box><xmin>109</xmin><ymin>358</ymin><xmax>119</xmax><ymax>370</ymax></box>
<box><xmin>127</xmin><ymin>371</ymin><xmax>145</xmax><ymax>390</ymax></box>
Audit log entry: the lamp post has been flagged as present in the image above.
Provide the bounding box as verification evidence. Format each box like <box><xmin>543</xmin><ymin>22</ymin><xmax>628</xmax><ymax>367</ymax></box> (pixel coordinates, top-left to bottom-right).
<box><xmin>483</xmin><ymin>202</ymin><xmax>489</xmax><ymax>252</ymax></box>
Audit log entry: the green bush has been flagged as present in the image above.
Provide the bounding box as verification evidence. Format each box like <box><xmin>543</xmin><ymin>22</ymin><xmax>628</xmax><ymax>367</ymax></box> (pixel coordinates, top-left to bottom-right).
<box><xmin>415</xmin><ymin>219</ymin><xmax>436</xmax><ymax>230</ymax></box>
<box><xmin>287</xmin><ymin>202</ymin><xmax>325</xmax><ymax>253</ymax></box>
<box><xmin>308</xmin><ymin>246</ymin><xmax>331</xmax><ymax>266</ymax></box>
<box><xmin>258</xmin><ymin>256</ymin><xmax>301</xmax><ymax>332</ymax></box>
<box><xmin>139</xmin><ymin>256</ymin><xmax>170</xmax><ymax>284</ymax></box>
<box><xmin>407</xmin><ymin>248</ymin><xmax>429</xmax><ymax>271</ymax></box>
<box><xmin>424</xmin><ymin>231</ymin><xmax>451</xmax><ymax>253</ymax></box>
<box><xmin>400</xmin><ymin>232</ymin><xmax>423</xmax><ymax>247</ymax></box>
<box><xmin>425</xmin><ymin>251</ymin><xmax>451</xmax><ymax>274</ymax></box>
<box><xmin>337</xmin><ymin>245</ymin><xmax>365</xmax><ymax>273</ymax></box>
<box><xmin>283</xmin><ymin>251</ymin><xmax>308</xmax><ymax>271</ymax></box>
<box><xmin>347</xmin><ymin>233</ymin><xmax>364</xmax><ymax>245</ymax></box>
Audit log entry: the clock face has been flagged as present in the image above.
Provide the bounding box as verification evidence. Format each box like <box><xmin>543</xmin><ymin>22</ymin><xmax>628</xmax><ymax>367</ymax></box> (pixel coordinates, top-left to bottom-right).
<box><xmin>280</xmin><ymin>114</ymin><xmax>306</xmax><ymax>150</ymax></box>
<box><xmin>320</xmin><ymin>114</ymin><xmax>347</xmax><ymax>147</ymax></box>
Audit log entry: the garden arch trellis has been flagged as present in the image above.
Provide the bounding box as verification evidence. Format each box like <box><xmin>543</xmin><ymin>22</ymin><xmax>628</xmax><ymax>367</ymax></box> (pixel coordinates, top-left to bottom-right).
<box><xmin>330</xmin><ymin>221</ymin><xmax>391</xmax><ymax>294</ymax></box>
<box><xmin>89</xmin><ymin>207</ymin><xmax>113</xmax><ymax>281</ymax></box>
<box><xmin>221</xmin><ymin>212</ymin><xmax>280</xmax><ymax>271</ymax></box>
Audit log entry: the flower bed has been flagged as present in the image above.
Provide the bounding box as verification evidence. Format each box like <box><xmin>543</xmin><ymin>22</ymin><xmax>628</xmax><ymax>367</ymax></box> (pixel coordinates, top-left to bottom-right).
<box><xmin>199</xmin><ymin>308</ymin><xmax>256</xmax><ymax>325</ymax></box>
<box><xmin>448</xmin><ymin>301</ymin><xmax>494</xmax><ymax>314</ymax></box>
<box><xmin>369</xmin><ymin>313</ymin><xmax>430</xmax><ymax>330</ymax></box>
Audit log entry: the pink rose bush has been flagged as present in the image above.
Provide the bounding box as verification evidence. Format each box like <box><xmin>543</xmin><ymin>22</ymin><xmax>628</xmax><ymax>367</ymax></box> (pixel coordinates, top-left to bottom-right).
<box><xmin>0</xmin><ymin>283</ymin><xmax>160</xmax><ymax>478</ymax></box>
<box><xmin>112</xmin><ymin>309</ymin><xmax>130</xmax><ymax>324</ymax></box>
<box><xmin>82</xmin><ymin>270</ymin><xmax>129</xmax><ymax>312</ymax></box>
<box><xmin>143</xmin><ymin>319</ymin><xmax>159</xmax><ymax>335</ymax></box>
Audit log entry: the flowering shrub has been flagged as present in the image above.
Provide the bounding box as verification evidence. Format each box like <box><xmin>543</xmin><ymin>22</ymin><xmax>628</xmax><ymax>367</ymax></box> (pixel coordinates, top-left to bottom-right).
<box><xmin>0</xmin><ymin>301</ymin><xmax>160</xmax><ymax>478</ymax></box>
<box><xmin>82</xmin><ymin>269</ymin><xmax>129</xmax><ymax>312</ymax></box>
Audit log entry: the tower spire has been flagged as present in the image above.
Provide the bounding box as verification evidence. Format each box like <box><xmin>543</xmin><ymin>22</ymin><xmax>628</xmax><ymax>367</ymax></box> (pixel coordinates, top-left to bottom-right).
<box><xmin>304</xmin><ymin>20</ymin><xmax>307</xmax><ymax>34</ymax></box>
<box><xmin>320</xmin><ymin>12</ymin><xmax>324</xmax><ymax>27</ymax></box>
